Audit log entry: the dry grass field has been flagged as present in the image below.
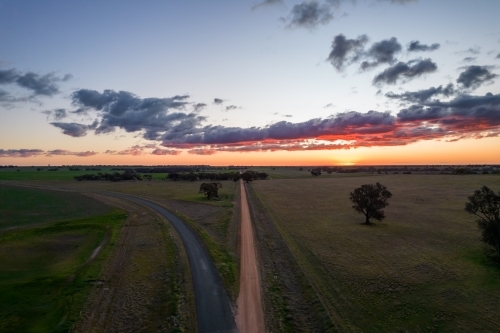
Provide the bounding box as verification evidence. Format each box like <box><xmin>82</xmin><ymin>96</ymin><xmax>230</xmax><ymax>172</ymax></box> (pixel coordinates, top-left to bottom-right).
<box><xmin>251</xmin><ymin>174</ymin><xmax>500</xmax><ymax>332</ymax></box>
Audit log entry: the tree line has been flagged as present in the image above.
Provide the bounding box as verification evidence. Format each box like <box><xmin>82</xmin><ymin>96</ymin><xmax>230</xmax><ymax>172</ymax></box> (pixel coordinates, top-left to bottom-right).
<box><xmin>74</xmin><ymin>171</ymin><xmax>144</xmax><ymax>181</ymax></box>
<box><xmin>198</xmin><ymin>170</ymin><xmax>269</xmax><ymax>200</ymax></box>
<box><xmin>169</xmin><ymin>170</ymin><xmax>268</xmax><ymax>182</ymax></box>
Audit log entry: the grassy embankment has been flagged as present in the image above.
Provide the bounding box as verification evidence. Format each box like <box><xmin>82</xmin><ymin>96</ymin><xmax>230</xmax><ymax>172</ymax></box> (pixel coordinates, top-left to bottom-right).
<box><xmin>251</xmin><ymin>173</ymin><xmax>500</xmax><ymax>332</ymax></box>
<box><xmin>0</xmin><ymin>185</ymin><xmax>126</xmax><ymax>332</ymax></box>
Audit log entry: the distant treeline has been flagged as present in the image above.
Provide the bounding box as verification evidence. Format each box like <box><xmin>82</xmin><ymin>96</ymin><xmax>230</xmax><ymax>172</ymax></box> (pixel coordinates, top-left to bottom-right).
<box><xmin>73</xmin><ymin>170</ymin><xmax>269</xmax><ymax>182</ymax></box>
<box><xmin>74</xmin><ymin>171</ymin><xmax>144</xmax><ymax>181</ymax></box>
<box><xmin>306</xmin><ymin>166</ymin><xmax>500</xmax><ymax>176</ymax></box>
<box><xmin>168</xmin><ymin>170</ymin><xmax>268</xmax><ymax>182</ymax></box>
<box><xmin>68</xmin><ymin>167</ymin><xmax>102</xmax><ymax>171</ymax></box>
<box><xmin>110</xmin><ymin>167</ymin><xmax>218</xmax><ymax>173</ymax></box>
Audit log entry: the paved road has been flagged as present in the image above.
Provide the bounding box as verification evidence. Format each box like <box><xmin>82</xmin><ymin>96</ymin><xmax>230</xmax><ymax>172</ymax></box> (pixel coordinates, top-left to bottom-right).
<box><xmin>103</xmin><ymin>192</ymin><xmax>237</xmax><ymax>333</ymax></box>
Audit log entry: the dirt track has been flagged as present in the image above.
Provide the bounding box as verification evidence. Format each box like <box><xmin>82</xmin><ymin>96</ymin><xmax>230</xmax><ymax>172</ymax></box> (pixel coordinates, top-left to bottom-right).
<box><xmin>236</xmin><ymin>181</ymin><xmax>265</xmax><ymax>333</ymax></box>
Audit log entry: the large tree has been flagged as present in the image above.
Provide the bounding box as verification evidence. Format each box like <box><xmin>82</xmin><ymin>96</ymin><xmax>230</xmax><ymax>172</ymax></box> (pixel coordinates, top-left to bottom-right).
<box><xmin>465</xmin><ymin>186</ymin><xmax>500</xmax><ymax>257</ymax></box>
<box><xmin>349</xmin><ymin>183</ymin><xmax>392</xmax><ymax>225</ymax></box>
<box><xmin>199</xmin><ymin>182</ymin><xmax>222</xmax><ymax>200</ymax></box>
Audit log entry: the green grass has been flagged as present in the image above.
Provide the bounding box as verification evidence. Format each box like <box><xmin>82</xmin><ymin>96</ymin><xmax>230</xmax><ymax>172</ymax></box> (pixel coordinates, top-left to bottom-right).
<box><xmin>0</xmin><ymin>185</ymin><xmax>126</xmax><ymax>332</ymax></box>
<box><xmin>0</xmin><ymin>210</ymin><xmax>126</xmax><ymax>333</ymax></box>
<box><xmin>23</xmin><ymin>179</ymin><xmax>238</xmax><ymax>207</ymax></box>
<box><xmin>251</xmin><ymin>174</ymin><xmax>500</xmax><ymax>332</ymax></box>
<box><xmin>0</xmin><ymin>185</ymin><xmax>111</xmax><ymax>229</ymax></box>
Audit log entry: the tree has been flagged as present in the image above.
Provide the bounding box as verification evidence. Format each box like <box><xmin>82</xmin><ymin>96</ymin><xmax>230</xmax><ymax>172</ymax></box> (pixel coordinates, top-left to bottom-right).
<box><xmin>349</xmin><ymin>183</ymin><xmax>392</xmax><ymax>225</ymax></box>
<box><xmin>465</xmin><ymin>186</ymin><xmax>500</xmax><ymax>257</ymax></box>
<box><xmin>199</xmin><ymin>182</ymin><xmax>222</xmax><ymax>200</ymax></box>
<box><xmin>311</xmin><ymin>168</ymin><xmax>322</xmax><ymax>176</ymax></box>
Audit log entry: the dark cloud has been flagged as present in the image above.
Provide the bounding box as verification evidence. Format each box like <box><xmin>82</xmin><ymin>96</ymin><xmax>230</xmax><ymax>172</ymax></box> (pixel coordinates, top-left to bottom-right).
<box><xmin>103</xmin><ymin>144</ymin><xmax>180</xmax><ymax>156</ymax></box>
<box><xmin>157</xmin><ymin>91</ymin><xmax>500</xmax><ymax>152</ymax></box>
<box><xmin>162</xmin><ymin>110</ymin><xmax>396</xmax><ymax>147</ymax></box>
<box><xmin>407</xmin><ymin>41</ymin><xmax>440</xmax><ymax>52</ymax></box>
<box><xmin>0</xmin><ymin>68</ymin><xmax>19</xmax><ymax>84</ymax></box>
<box><xmin>463</xmin><ymin>57</ymin><xmax>476</xmax><ymax>62</ymax></box>
<box><xmin>225</xmin><ymin>105</ymin><xmax>241</xmax><ymax>111</ymax></box>
<box><xmin>496</xmin><ymin>53</ymin><xmax>500</xmax><ymax>59</ymax></box>
<box><xmin>68</xmin><ymin>89</ymin><xmax>202</xmax><ymax>140</ymax></box>
<box><xmin>0</xmin><ymin>68</ymin><xmax>71</xmax><ymax>98</ymax></box>
<box><xmin>457</xmin><ymin>65</ymin><xmax>498</xmax><ymax>89</ymax></box>
<box><xmin>372</xmin><ymin>59</ymin><xmax>437</xmax><ymax>85</ymax></box>
<box><xmin>360</xmin><ymin>37</ymin><xmax>402</xmax><ymax>70</ymax></box>
<box><xmin>45</xmin><ymin>149</ymin><xmax>97</xmax><ymax>157</ymax></box>
<box><xmin>397</xmin><ymin>105</ymin><xmax>447</xmax><ymax>121</ymax></box>
<box><xmin>187</xmin><ymin>148</ymin><xmax>218</xmax><ymax>155</ymax></box>
<box><xmin>285</xmin><ymin>1</ymin><xmax>333</xmax><ymax>29</ymax></box>
<box><xmin>0</xmin><ymin>149</ymin><xmax>45</xmax><ymax>158</ymax></box>
<box><xmin>54</xmin><ymin>109</ymin><xmax>67</xmax><ymax>120</ymax></box>
<box><xmin>16</xmin><ymin>72</ymin><xmax>61</xmax><ymax>96</ymax></box>
<box><xmin>385</xmin><ymin>84</ymin><xmax>455</xmax><ymax>103</ymax></box>
<box><xmin>327</xmin><ymin>34</ymin><xmax>369</xmax><ymax>70</ymax></box>
<box><xmin>193</xmin><ymin>103</ymin><xmax>207</xmax><ymax>111</ymax></box>
<box><xmin>396</xmin><ymin>93</ymin><xmax>500</xmax><ymax>140</ymax></box>
<box><xmin>62</xmin><ymin>74</ymin><xmax>73</xmax><ymax>82</ymax></box>
<box><xmin>44</xmin><ymin>108</ymin><xmax>68</xmax><ymax>120</ymax></box>
<box><xmin>151</xmin><ymin>148</ymin><xmax>181</xmax><ymax>155</ymax></box>
<box><xmin>104</xmin><ymin>147</ymin><xmax>143</xmax><ymax>156</ymax></box>
<box><xmin>51</xmin><ymin>120</ymin><xmax>98</xmax><ymax>137</ymax></box>
<box><xmin>252</xmin><ymin>0</ymin><xmax>283</xmax><ymax>10</ymax></box>
<box><xmin>213</xmin><ymin>98</ymin><xmax>224</xmax><ymax>105</ymax></box>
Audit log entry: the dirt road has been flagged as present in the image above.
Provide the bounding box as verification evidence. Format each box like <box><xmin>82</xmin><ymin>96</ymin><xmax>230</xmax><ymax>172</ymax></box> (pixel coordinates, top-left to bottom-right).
<box><xmin>236</xmin><ymin>181</ymin><xmax>265</xmax><ymax>333</ymax></box>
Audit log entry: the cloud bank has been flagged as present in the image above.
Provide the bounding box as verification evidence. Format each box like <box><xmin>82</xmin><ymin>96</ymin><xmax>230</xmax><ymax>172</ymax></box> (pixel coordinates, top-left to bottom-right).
<box><xmin>0</xmin><ymin>149</ymin><xmax>97</xmax><ymax>158</ymax></box>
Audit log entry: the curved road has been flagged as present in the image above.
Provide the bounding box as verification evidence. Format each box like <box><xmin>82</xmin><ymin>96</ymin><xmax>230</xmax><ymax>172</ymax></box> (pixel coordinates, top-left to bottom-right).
<box><xmin>103</xmin><ymin>192</ymin><xmax>237</xmax><ymax>333</ymax></box>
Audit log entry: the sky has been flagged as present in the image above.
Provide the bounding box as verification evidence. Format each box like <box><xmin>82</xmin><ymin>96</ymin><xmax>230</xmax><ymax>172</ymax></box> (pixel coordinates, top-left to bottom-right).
<box><xmin>0</xmin><ymin>0</ymin><xmax>499</xmax><ymax>166</ymax></box>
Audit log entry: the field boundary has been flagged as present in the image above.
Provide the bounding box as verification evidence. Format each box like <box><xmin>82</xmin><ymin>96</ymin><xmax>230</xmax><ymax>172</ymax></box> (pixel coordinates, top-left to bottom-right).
<box><xmin>246</xmin><ymin>183</ymin><xmax>339</xmax><ymax>332</ymax></box>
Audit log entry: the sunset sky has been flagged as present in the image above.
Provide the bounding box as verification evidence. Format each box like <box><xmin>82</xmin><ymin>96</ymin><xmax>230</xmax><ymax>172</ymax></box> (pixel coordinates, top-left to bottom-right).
<box><xmin>1</xmin><ymin>0</ymin><xmax>499</xmax><ymax>165</ymax></box>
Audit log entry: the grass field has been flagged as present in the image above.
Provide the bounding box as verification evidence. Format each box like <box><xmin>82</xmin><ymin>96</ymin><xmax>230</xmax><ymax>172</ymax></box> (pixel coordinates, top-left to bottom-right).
<box><xmin>251</xmin><ymin>174</ymin><xmax>500</xmax><ymax>332</ymax></box>
<box><xmin>2</xmin><ymin>178</ymin><xmax>241</xmax><ymax>301</ymax></box>
<box><xmin>0</xmin><ymin>167</ymin><xmax>169</xmax><ymax>181</ymax></box>
<box><xmin>0</xmin><ymin>186</ymin><xmax>126</xmax><ymax>332</ymax></box>
<box><xmin>0</xmin><ymin>185</ymin><xmax>111</xmax><ymax>229</ymax></box>
<box><xmin>6</xmin><ymin>179</ymin><xmax>238</xmax><ymax>207</ymax></box>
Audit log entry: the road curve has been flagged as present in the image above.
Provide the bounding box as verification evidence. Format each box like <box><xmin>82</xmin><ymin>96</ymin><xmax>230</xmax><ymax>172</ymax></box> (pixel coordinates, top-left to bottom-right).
<box><xmin>102</xmin><ymin>192</ymin><xmax>237</xmax><ymax>333</ymax></box>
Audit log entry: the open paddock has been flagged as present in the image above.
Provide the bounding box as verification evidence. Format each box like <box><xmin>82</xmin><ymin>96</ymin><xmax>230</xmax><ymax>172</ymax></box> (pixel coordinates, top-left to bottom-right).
<box><xmin>251</xmin><ymin>174</ymin><xmax>500</xmax><ymax>332</ymax></box>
